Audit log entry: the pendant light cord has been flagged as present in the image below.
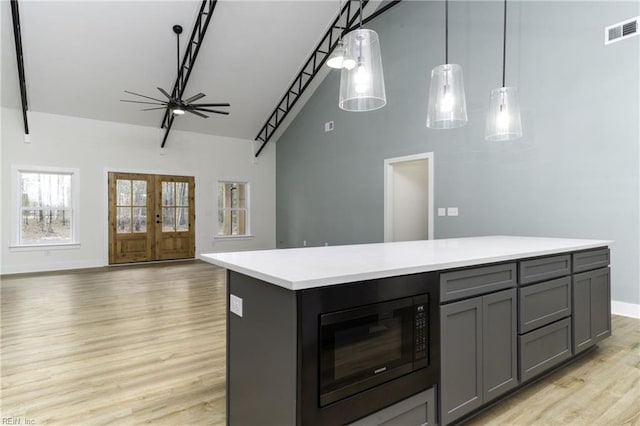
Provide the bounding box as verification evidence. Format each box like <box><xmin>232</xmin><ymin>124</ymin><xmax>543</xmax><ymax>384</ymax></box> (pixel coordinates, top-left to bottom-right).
<box><xmin>501</xmin><ymin>0</ymin><xmax>507</xmax><ymax>88</ymax></box>
<box><xmin>176</xmin><ymin>31</ymin><xmax>181</xmax><ymax>95</ymax></box>
<box><xmin>445</xmin><ymin>0</ymin><xmax>449</xmax><ymax>64</ymax></box>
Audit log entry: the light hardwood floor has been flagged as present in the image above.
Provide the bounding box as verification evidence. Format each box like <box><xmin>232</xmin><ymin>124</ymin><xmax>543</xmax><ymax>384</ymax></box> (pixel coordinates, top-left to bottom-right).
<box><xmin>1</xmin><ymin>261</ymin><xmax>639</xmax><ymax>425</ymax></box>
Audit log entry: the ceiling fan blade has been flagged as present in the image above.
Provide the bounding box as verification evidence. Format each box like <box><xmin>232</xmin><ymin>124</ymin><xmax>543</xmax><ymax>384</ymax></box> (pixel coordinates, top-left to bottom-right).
<box><xmin>189</xmin><ymin>103</ymin><xmax>230</xmax><ymax>107</ymax></box>
<box><xmin>192</xmin><ymin>108</ymin><xmax>230</xmax><ymax>115</ymax></box>
<box><xmin>124</xmin><ymin>90</ymin><xmax>166</xmax><ymax>103</ymax></box>
<box><xmin>157</xmin><ymin>87</ymin><xmax>174</xmax><ymax>100</ymax></box>
<box><xmin>120</xmin><ymin>99</ymin><xmax>167</xmax><ymax>105</ymax></box>
<box><xmin>186</xmin><ymin>109</ymin><xmax>209</xmax><ymax>118</ymax></box>
<box><xmin>183</xmin><ymin>93</ymin><xmax>206</xmax><ymax>104</ymax></box>
<box><xmin>141</xmin><ymin>107</ymin><xmax>168</xmax><ymax>111</ymax></box>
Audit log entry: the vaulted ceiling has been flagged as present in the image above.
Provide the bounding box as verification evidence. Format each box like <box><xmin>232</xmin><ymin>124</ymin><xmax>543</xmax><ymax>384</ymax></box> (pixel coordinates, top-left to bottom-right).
<box><xmin>1</xmin><ymin>1</ymin><xmax>382</xmax><ymax>142</ymax></box>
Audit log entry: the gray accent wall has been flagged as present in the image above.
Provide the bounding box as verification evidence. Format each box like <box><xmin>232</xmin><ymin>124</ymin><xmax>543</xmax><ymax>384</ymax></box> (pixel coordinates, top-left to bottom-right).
<box><xmin>276</xmin><ymin>1</ymin><xmax>639</xmax><ymax>305</ymax></box>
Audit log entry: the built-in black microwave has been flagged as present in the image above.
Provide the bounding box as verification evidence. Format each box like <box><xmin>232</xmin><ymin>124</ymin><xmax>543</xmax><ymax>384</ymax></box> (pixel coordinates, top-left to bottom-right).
<box><xmin>319</xmin><ymin>294</ymin><xmax>429</xmax><ymax>406</ymax></box>
<box><xmin>297</xmin><ymin>272</ymin><xmax>440</xmax><ymax>426</ymax></box>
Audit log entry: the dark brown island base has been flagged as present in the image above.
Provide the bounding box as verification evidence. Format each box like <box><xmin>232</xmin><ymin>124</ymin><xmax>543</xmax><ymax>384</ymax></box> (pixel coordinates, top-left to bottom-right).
<box><xmin>202</xmin><ymin>236</ymin><xmax>611</xmax><ymax>426</ymax></box>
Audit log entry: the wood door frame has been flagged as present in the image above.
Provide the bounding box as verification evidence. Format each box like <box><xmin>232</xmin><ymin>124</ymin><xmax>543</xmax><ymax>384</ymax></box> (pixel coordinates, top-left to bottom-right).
<box><xmin>383</xmin><ymin>152</ymin><xmax>434</xmax><ymax>242</ymax></box>
<box><xmin>104</xmin><ymin>168</ymin><xmax>196</xmax><ymax>265</ymax></box>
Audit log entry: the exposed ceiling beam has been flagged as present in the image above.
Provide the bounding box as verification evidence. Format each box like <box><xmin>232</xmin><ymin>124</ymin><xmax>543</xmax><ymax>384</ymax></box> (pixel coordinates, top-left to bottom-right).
<box><xmin>253</xmin><ymin>0</ymin><xmax>403</xmax><ymax>158</ymax></box>
<box><xmin>10</xmin><ymin>0</ymin><xmax>29</xmax><ymax>136</ymax></box>
<box><xmin>161</xmin><ymin>0</ymin><xmax>219</xmax><ymax>148</ymax></box>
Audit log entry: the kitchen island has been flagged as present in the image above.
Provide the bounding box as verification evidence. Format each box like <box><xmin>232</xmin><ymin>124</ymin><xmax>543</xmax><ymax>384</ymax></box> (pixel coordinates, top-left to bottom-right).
<box><xmin>202</xmin><ymin>236</ymin><xmax>612</xmax><ymax>426</ymax></box>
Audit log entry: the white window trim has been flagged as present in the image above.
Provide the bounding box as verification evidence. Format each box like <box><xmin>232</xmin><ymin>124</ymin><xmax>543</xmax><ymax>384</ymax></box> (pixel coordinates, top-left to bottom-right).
<box><xmin>11</xmin><ymin>165</ymin><xmax>81</xmax><ymax>249</ymax></box>
<box><xmin>215</xmin><ymin>180</ymin><xmax>251</xmax><ymax>238</ymax></box>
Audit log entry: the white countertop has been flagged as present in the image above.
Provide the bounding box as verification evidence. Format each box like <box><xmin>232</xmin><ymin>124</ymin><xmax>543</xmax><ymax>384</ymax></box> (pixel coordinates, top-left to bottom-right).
<box><xmin>200</xmin><ymin>236</ymin><xmax>612</xmax><ymax>290</ymax></box>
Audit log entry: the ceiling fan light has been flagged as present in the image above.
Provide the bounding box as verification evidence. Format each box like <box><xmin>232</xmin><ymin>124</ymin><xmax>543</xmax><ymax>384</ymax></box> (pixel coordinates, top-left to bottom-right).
<box><xmin>172</xmin><ymin>106</ymin><xmax>185</xmax><ymax>115</ymax></box>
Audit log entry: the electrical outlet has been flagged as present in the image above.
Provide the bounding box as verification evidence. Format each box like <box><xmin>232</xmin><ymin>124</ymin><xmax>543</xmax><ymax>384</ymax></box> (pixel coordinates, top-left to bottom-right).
<box><xmin>437</xmin><ymin>208</ymin><xmax>446</xmax><ymax>217</ymax></box>
<box><xmin>230</xmin><ymin>294</ymin><xmax>243</xmax><ymax>317</ymax></box>
<box><xmin>325</xmin><ymin>121</ymin><xmax>334</xmax><ymax>132</ymax></box>
<box><xmin>447</xmin><ymin>207</ymin><xmax>459</xmax><ymax>217</ymax></box>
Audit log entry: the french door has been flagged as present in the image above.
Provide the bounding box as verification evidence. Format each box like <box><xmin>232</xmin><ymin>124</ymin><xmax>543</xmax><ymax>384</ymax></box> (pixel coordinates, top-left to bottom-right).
<box><xmin>108</xmin><ymin>172</ymin><xmax>195</xmax><ymax>264</ymax></box>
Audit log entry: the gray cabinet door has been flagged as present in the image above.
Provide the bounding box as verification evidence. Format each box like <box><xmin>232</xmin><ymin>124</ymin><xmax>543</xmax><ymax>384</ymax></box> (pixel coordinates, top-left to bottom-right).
<box><xmin>572</xmin><ymin>267</ymin><xmax>611</xmax><ymax>354</ymax></box>
<box><xmin>440</xmin><ymin>297</ymin><xmax>483</xmax><ymax>425</ymax></box>
<box><xmin>482</xmin><ymin>289</ymin><xmax>518</xmax><ymax>403</ymax></box>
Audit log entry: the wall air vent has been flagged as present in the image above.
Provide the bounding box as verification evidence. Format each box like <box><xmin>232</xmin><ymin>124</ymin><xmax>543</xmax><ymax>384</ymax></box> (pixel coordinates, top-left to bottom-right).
<box><xmin>605</xmin><ymin>16</ymin><xmax>639</xmax><ymax>45</ymax></box>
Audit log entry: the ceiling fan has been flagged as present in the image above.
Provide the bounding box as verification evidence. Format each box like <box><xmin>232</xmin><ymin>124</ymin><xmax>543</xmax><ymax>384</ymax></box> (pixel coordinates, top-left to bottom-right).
<box><xmin>121</xmin><ymin>25</ymin><xmax>230</xmax><ymax>119</ymax></box>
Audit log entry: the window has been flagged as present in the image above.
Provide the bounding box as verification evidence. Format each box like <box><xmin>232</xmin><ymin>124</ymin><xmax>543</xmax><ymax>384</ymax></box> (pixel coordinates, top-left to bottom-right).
<box><xmin>15</xmin><ymin>167</ymin><xmax>79</xmax><ymax>246</ymax></box>
<box><xmin>217</xmin><ymin>181</ymin><xmax>250</xmax><ymax>237</ymax></box>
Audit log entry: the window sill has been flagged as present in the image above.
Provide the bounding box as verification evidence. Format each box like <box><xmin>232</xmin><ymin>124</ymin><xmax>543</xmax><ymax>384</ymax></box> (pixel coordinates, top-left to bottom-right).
<box><xmin>214</xmin><ymin>235</ymin><xmax>254</xmax><ymax>241</ymax></box>
<box><xmin>9</xmin><ymin>243</ymin><xmax>81</xmax><ymax>252</ymax></box>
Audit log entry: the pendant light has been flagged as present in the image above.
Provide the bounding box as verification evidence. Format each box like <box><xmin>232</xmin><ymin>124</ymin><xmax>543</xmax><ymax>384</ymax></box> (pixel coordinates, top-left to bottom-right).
<box><xmin>326</xmin><ymin>1</ymin><xmax>356</xmax><ymax>70</ymax></box>
<box><xmin>338</xmin><ymin>0</ymin><xmax>386</xmax><ymax>112</ymax></box>
<box><xmin>485</xmin><ymin>0</ymin><xmax>522</xmax><ymax>141</ymax></box>
<box><xmin>426</xmin><ymin>0</ymin><xmax>468</xmax><ymax>129</ymax></box>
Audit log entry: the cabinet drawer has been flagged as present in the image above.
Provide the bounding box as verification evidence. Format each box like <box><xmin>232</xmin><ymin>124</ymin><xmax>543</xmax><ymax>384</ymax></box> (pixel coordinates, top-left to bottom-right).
<box><xmin>519</xmin><ymin>318</ymin><xmax>572</xmax><ymax>382</ymax></box>
<box><xmin>440</xmin><ymin>263</ymin><xmax>517</xmax><ymax>302</ymax></box>
<box><xmin>519</xmin><ymin>254</ymin><xmax>571</xmax><ymax>286</ymax></box>
<box><xmin>348</xmin><ymin>387</ymin><xmax>436</xmax><ymax>426</ymax></box>
<box><xmin>572</xmin><ymin>248</ymin><xmax>610</xmax><ymax>273</ymax></box>
<box><xmin>518</xmin><ymin>277</ymin><xmax>572</xmax><ymax>334</ymax></box>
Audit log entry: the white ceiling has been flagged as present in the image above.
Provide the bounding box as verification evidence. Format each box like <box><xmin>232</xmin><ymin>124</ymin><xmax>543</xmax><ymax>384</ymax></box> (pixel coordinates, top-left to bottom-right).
<box><xmin>1</xmin><ymin>0</ymin><xmax>352</xmax><ymax>141</ymax></box>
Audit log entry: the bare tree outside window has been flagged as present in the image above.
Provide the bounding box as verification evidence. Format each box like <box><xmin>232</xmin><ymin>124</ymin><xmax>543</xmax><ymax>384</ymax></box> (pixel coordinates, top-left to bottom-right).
<box><xmin>217</xmin><ymin>182</ymin><xmax>249</xmax><ymax>236</ymax></box>
<box><xmin>20</xmin><ymin>171</ymin><xmax>73</xmax><ymax>244</ymax></box>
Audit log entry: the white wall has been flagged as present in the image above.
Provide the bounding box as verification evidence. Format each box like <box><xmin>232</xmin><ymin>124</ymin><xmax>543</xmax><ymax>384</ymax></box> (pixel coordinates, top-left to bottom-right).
<box><xmin>1</xmin><ymin>108</ymin><xmax>276</xmax><ymax>274</ymax></box>
<box><xmin>391</xmin><ymin>159</ymin><xmax>429</xmax><ymax>242</ymax></box>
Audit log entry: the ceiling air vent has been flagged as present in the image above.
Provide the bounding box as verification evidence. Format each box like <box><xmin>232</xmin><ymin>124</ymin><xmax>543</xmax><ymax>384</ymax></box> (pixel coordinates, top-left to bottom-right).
<box><xmin>605</xmin><ymin>16</ymin><xmax>639</xmax><ymax>45</ymax></box>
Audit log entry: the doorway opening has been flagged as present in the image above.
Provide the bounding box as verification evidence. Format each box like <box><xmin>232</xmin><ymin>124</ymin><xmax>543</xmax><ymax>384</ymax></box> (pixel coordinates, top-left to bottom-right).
<box><xmin>108</xmin><ymin>172</ymin><xmax>195</xmax><ymax>264</ymax></box>
<box><xmin>384</xmin><ymin>153</ymin><xmax>434</xmax><ymax>242</ymax></box>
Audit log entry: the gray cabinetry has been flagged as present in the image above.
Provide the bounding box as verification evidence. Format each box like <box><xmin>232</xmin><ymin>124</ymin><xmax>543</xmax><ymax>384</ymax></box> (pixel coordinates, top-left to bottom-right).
<box><xmin>572</xmin><ymin>249</ymin><xmax>610</xmax><ymax>273</ymax></box>
<box><xmin>440</xmin><ymin>297</ymin><xmax>482</xmax><ymax>425</ymax></box>
<box><xmin>518</xmin><ymin>277</ymin><xmax>572</xmax><ymax>334</ymax></box>
<box><xmin>572</xmin><ymin>267</ymin><xmax>611</xmax><ymax>354</ymax></box>
<box><xmin>348</xmin><ymin>387</ymin><xmax>437</xmax><ymax>426</ymax></box>
<box><xmin>482</xmin><ymin>289</ymin><xmax>519</xmax><ymax>402</ymax></box>
<box><xmin>440</xmin><ymin>263</ymin><xmax>516</xmax><ymax>302</ymax></box>
<box><xmin>440</xmin><ymin>288</ymin><xmax>517</xmax><ymax>425</ymax></box>
<box><xmin>519</xmin><ymin>254</ymin><xmax>571</xmax><ymax>285</ymax></box>
<box><xmin>519</xmin><ymin>317</ymin><xmax>572</xmax><ymax>382</ymax></box>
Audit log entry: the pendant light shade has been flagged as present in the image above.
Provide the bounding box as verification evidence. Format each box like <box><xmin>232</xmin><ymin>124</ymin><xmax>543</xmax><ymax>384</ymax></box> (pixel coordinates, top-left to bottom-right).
<box><xmin>485</xmin><ymin>0</ymin><xmax>522</xmax><ymax>141</ymax></box>
<box><xmin>426</xmin><ymin>64</ymin><xmax>468</xmax><ymax>129</ymax></box>
<box><xmin>485</xmin><ymin>86</ymin><xmax>522</xmax><ymax>141</ymax></box>
<box><xmin>426</xmin><ymin>0</ymin><xmax>468</xmax><ymax>129</ymax></box>
<box><xmin>339</xmin><ymin>28</ymin><xmax>387</xmax><ymax>112</ymax></box>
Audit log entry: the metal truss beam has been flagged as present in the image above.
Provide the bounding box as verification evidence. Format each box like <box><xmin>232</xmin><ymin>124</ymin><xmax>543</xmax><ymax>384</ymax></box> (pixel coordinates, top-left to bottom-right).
<box><xmin>161</xmin><ymin>0</ymin><xmax>219</xmax><ymax>148</ymax></box>
<box><xmin>254</xmin><ymin>0</ymin><xmax>402</xmax><ymax>158</ymax></box>
<box><xmin>10</xmin><ymin>0</ymin><xmax>29</xmax><ymax>135</ymax></box>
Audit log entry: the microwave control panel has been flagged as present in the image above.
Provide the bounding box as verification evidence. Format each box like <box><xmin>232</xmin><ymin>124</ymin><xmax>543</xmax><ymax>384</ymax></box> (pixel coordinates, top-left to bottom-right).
<box><xmin>414</xmin><ymin>295</ymin><xmax>429</xmax><ymax>368</ymax></box>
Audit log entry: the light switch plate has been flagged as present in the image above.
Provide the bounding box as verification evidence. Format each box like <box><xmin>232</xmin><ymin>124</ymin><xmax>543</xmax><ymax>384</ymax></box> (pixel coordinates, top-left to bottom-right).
<box><xmin>230</xmin><ymin>294</ymin><xmax>243</xmax><ymax>317</ymax></box>
<box><xmin>447</xmin><ymin>207</ymin><xmax>459</xmax><ymax>216</ymax></box>
<box><xmin>437</xmin><ymin>208</ymin><xmax>446</xmax><ymax>217</ymax></box>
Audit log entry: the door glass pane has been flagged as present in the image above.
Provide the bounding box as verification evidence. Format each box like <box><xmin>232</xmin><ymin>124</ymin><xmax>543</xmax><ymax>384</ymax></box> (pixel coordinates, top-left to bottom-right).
<box><xmin>132</xmin><ymin>207</ymin><xmax>147</xmax><ymax>233</ymax></box>
<box><xmin>162</xmin><ymin>207</ymin><xmax>175</xmax><ymax>232</ymax></box>
<box><xmin>117</xmin><ymin>207</ymin><xmax>132</xmax><ymax>233</ymax></box>
<box><xmin>117</xmin><ymin>180</ymin><xmax>131</xmax><ymax>206</ymax></box>
<box><xmin>133</xmin><ymin>180</ymin><xmax>147</xmax><ymax>206</ymax></box>
<box><xmin>176</xmin><ymin>207</ymin><xmax>189</xmax><ymax>231</ymax></box>
<box><xmin>176</xmin><ymin>182</ymin><xmax>188</xmax><ymax>206</ymax></box>
<box><xmin>162</xmin><ymin>182</ymin><xmax>175</xmax><ymax>206</ymax></box>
